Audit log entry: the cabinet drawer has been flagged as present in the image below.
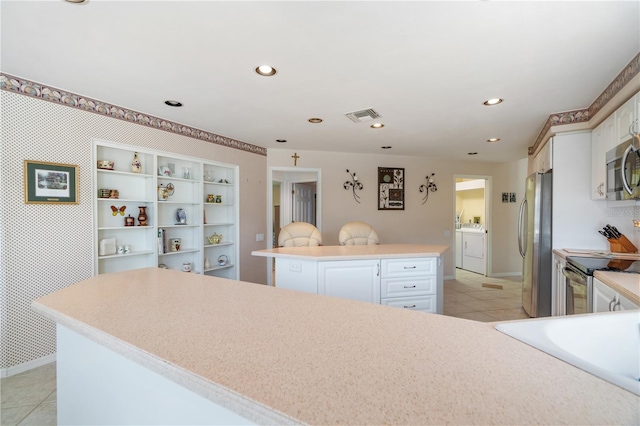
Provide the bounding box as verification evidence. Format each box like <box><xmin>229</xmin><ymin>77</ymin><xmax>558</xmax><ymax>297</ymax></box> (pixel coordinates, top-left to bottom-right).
<box><xmin>381</xmin><ymin>296</ymin><xmax>436</xmax><ymax>313</ymax></box>
<box><xmin>381</xmin><ymin>276</ymin><xmax>435</xmax><ymax>298</ymax></box>
<box><xmin>381</xmin><ymin>258</ymin><xmax>437</xmax><ymax>278</ymax></box>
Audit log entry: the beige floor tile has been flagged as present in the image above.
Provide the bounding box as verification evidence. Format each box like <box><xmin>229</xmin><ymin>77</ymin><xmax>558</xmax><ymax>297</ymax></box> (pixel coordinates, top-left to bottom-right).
<box><xmin>443</xmin><ymin>302</ymin><xmax>477</xmax><ymax>314</ymax></box>
<box><xmin>450</xmin><ymin>312</ymin><xmax>497</xmax><ymax>322</ymax></box>
<box><xmin>494</xmin><ymin>298</ymin><xmax>526</xmax><ymax>309</ymax></box>
<box><xmin>0</xmin><ymin>405</ymin><xmax>36</xmax><ymax>426</ymax></box>
<box><xmin>17</xmin><ymin>402</ymin><xmax>56</xmax><ymax>426</ymax></box>
<box><xmin>483</xmin><ymin>308</ymin><xmax>530</xmax><ymax>321</ymax></box>
<box><xmin>462</xmin><ymin>290</ymin><xmax>504</xmax><ymax>300</ymax></box>
<box><xmin>442</xmin><ymin>292</ymin><xmax>478</xmax><ymax>303</ymax></box>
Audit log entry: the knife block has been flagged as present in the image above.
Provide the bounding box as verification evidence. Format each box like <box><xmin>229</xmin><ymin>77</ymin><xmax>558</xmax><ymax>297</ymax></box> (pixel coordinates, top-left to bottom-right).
<box><xmin>608</xmin><ymin>236</ymin><xmax>638</xmax><ymax>254</ymax></box>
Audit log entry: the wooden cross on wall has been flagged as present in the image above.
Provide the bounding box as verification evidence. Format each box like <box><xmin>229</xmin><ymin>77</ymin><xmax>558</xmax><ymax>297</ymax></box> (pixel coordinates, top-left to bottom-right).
<box><xmin>291</xmin><ymin>152</ymin><xmax>300</xmax><ymax>166</ymax></box>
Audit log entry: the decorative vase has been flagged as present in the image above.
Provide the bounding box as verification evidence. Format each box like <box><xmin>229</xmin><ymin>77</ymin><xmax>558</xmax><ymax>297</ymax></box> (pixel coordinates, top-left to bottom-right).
<box><xmin>131</xmin><ymin>152</ymin><xmax>142</xmax><ymax>173</ymax></box>
<box><xmin>204</xmin><ymin>258</ymin><xmax>211</xmax><ymax>269</ymax></box>
<box><xmin>158</xmin><ymin>184</ymin><xmax>168</xmax><ymax>201</ymax></box>
<box><xmin>125</xmin><ymin>214</ymin><xmax>135</xmax><ymax>227</ymax></box>
<box><xmin>137</xmin><ymin>206</ymin><xmax>148</xmax><ymax>226</ymax></box>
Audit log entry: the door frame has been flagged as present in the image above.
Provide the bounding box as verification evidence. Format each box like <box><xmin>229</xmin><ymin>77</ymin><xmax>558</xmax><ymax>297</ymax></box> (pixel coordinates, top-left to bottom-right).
<box><xmin>267</xmin><ymin>167</ymin><xmax>322</xmax><ymax>286</ymax></box>
<box><xmin>453</xmin><ymin>174</ymin><xmax>492</xmax><ymax>277</ymax></box>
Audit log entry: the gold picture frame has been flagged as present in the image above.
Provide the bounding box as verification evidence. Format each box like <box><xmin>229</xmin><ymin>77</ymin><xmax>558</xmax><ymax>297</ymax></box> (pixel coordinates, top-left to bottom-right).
<box><xmin>24</xmin><ymin>160</ymin><xmax>78</xmax><ymax>204</ymax></box>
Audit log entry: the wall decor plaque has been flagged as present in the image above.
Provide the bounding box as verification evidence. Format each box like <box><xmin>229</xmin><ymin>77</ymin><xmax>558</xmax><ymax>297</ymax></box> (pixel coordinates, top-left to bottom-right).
<box><xmin>378</xmin><ymin>167</ymin><xmax>404</xmax><ymax>210</ymax></box>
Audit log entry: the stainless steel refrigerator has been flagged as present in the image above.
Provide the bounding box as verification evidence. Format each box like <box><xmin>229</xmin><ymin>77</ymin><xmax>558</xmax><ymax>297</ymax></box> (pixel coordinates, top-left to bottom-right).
<box><xmin>518</xmin><ymin>172</ymin><xmax>552</xmax><ymax>317</ymax></box>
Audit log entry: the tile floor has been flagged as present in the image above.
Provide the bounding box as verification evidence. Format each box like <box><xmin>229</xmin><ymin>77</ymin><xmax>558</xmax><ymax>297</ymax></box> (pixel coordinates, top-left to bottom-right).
<box><xmin>0</xmin><ymin>269</ymin><xmax>526</xmax><ymax>425</ymax></box>
<box><xmin>1</xmin><ymin>362</ymin><xmax>56</xmax><ymax>426</ymax></box>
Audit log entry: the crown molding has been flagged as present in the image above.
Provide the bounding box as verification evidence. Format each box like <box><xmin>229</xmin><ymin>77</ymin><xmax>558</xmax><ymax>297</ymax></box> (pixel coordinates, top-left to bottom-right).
<box><xmin>0</xmin><ymin>73</ymin><xmax>267</xmax><ymax>157</ymax></box>
<box><xmin>528</xmin><ymin>52</ymin><xmax>640</xmax><ymax>156</ymax></box>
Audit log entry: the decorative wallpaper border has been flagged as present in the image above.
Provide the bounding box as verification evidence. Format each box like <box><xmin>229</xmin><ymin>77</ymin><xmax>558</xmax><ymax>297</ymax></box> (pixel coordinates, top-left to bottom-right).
<box><xmin>0</xmin><ymin>73</ymin><xmax>267</xmax><ymax>157</ymax></box>
<box><xmin>529</xmin><ymin>52</ymin><xmax>640</xmax><ymax>155</ymax></box>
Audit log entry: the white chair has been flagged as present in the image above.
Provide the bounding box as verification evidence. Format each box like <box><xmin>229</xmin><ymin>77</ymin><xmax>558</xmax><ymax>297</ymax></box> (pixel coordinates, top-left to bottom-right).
<box><xmin>278</xmin><ymin>222</ymin><xmax>322</xmax><ymax>247</ymax></box>
<box><xmin>338</xmin><ymin>221</ymin><xmax>379</xmax><ymax>245</ymax></box>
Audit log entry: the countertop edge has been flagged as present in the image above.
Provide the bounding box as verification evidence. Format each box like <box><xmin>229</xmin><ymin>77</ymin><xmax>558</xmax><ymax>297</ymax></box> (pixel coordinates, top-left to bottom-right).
<box><xmin>30</xmin><ymin>300</ymin><xmax>301</xmax><ymax>426</ymax></box>
<box><xmin>593</xmin><ymin>271</ymin><xmax>640</xmax><ymax>306</ymax></box>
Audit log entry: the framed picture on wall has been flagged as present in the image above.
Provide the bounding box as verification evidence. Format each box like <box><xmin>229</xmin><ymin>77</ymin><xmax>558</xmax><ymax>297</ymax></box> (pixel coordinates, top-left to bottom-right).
<box><xmin>24</xmin><ymin>160</ymin><xmax>78</xmax><ymax>204</ymax></box>
<box><xmin>378</xmin><ymin>167</ymin><xmax>404</xmax><ymax>210</ymax></box>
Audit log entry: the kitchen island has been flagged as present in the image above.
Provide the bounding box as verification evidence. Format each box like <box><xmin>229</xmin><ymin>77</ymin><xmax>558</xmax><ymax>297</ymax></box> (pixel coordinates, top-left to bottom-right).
<box><xmin>32</xmin><ymin>268</ymin><xmax>639</xmax><ymax>425</ymax></box>
<box><xmin>252</xmin><ymin>244</ymin><xmax>449</xmax><ymax>314</ymax></box>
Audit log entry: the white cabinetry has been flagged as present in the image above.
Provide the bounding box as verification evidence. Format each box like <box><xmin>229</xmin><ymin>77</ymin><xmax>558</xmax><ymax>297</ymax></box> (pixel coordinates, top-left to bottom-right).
<box><xmin>380</xmin><ymin>258</ymin><xmax>438</xmax><ymax>313</ymax></box>
<box><xmin>455</xmin><ymin>231</ymin><xmax>462</xmax><ymax>269</ymax></box>
<box><xmin>93</xmin><ymin>140</ymin><xmax>239</xmax><ymax>279</ymax></box>
<box><xmin>533</xmin><ymin>140</ymin><xmax>552</xmax><ymax>173</ymax></box>
<box><xmin>615</xmin><ymin>95</ymin><xmax>638</xmax><ymax>145</ymax></box>
<box><xmin>593</xmin><ymin>277</ymin><xmax>639</xmax><ymax>312</ymax></box>
<box><xmin>552</xmin><ymin>254</ymin><xmax>566</xmax><ymax>316</ymax></box>
<box><xmin>319</xmin><ymin>260</ymin><xmax>380</xmax><ymax>304</ymax></box>
<box><xmin>591</xmin><ymin>91</ymin><xmax>639</xmax><ymax>200</ymax></box>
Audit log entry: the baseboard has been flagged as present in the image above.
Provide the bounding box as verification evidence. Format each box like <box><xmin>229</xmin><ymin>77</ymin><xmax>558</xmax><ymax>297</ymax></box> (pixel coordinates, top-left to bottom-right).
<box><xmin>0</xmin><ymin>353</ymin><xmax>56</xmax><ymax>378</ymax></box>
<box><xmin>490</xmin><ymin>272</ymin><xmax>523</xmax><ymax>278</ymax></box>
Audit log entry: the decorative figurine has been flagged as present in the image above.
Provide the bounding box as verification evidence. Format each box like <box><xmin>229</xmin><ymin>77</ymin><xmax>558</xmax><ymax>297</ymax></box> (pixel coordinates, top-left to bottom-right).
<box><xmin>137</xmin><ymin>206</ymin><xmax>148</xmax><ymax>226</ymax></box>
<box><xmin>124</xmin><ymin>214</ymin><xmax>135</xmax><ymax>227</ymax></box>
<box><xmin>131</xmin><ymin>152</ymin><xmax>142</xmax><ymax>173</ymax></box>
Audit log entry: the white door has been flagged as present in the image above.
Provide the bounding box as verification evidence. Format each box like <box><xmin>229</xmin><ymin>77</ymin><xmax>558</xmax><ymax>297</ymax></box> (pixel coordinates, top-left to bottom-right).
<box><xmin>293</xmin><ymin>182</ymin><xmax>316</xmax><ymax>225</ymax></box>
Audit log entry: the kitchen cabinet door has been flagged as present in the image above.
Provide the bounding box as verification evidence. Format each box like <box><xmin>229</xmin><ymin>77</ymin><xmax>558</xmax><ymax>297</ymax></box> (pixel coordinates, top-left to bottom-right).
<box><xmin>615</xmin><ymin>96</ymin><xmax>637</xmax><ymax>145</ymax></box>
<box><xmin>591</xmin><ymin>123</ymin><xmax>606</xmax><ymax>200</ymax></box>
<box><xmin>318</xmin><ymin>260</ymin><xmax>380</xmax><ymax>304</ymax></box>
<box><xmin>552</xmin><ymin>254</ymin><xmax>566</xmax><ymax>316</ymax></box>
<box><xmin>592</xmin><ymin>278</ymin><xmax>617</xmax><ymax>313</ymax></box>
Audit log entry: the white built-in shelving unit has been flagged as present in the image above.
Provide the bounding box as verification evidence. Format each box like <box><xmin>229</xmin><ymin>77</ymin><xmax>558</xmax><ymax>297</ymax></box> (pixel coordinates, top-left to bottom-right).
<box><xmin>93</xmin><ymin>139</ymin><xmax>239</xmax><ymax>279</ymax></box>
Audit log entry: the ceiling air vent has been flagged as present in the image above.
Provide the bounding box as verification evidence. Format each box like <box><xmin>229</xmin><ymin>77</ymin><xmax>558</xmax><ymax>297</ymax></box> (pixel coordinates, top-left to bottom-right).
<box><xmin>344</xmin><ymin>108</ymin><xmax>381</xmax><ymax>123</ymax></box>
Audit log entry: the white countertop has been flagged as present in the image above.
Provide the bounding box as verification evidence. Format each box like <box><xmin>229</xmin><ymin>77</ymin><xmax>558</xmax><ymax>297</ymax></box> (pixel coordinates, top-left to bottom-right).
<box><xmin>32</xmin><ymin>268</ymin><xmax>639</xmax><ymax>425</ymax></box>
<box><xmin>252</xmin><ymin>243</ymin><xmax>449</xmax><ymax>260</ymax></box>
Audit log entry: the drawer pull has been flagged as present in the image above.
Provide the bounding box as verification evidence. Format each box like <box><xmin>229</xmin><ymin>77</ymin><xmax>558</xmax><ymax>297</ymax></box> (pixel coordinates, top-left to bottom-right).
<box><xmin>403</xmin><ymin>266</ymin><xmax>417</xmax><ymax>269</ymax></box>
<box><xmin>403</xmin><ymin>285</ymin><xmax>416</xmax><ymax>288</ymax></box>
<box><xmin>403</xmin><ymin>304</ymin><xmax>416</xmax><ymax>309</ymax></box>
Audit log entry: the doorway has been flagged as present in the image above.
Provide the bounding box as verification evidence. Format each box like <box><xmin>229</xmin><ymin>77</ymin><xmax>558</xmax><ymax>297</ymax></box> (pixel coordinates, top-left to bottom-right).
<box><xmin>454</xmin><ymin>175</ymin><xmax>492</xmax><ymax>277</ymax></box>
<box><xmin>267</xmin><ymin>167</ymin><xmax>322</xmax><ymax>285</ymax></box>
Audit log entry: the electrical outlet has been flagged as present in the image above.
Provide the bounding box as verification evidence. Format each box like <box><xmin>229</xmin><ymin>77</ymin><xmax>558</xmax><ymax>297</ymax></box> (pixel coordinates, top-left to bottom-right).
<box><xmin>289</xmin><ymin>262</ymin><xmax>302</xmax><ymax>272</ymax></box>
<box><xmin>256</xmin><ymin>233</ymin><xmax>264</xmax><ymax>242</ymax></box>
<box><xmin>444</xmin><ymin>230</ymin><xmax>451</xmax><ymax>237</ymax></box>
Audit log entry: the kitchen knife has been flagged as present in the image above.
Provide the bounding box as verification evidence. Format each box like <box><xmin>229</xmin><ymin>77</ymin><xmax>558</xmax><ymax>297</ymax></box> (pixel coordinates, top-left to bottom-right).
<box><xmin>611</xmin><ymin>225</ymin><xmax>623</xmax><ymax>238</ymax></box>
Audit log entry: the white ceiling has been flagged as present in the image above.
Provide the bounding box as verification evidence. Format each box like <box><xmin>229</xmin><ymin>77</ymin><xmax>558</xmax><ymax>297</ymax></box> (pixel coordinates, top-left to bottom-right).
<box><xmin>2</xmin><ymin>1</ymin><xmax>639</xmax><ymax>162</ymax></box>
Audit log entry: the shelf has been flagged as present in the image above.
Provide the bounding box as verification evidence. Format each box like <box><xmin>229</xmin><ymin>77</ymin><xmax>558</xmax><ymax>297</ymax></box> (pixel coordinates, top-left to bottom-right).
<box><xmin>204</xmin><ymin>264</ymin><xmax>234</xmax><ymax>272</ymax></box>
<box><xmin>98</xmin><ymin>169</ymin><xmax>154</xmax><ymax>179</ymax></box>
<box><xmin>204</xmin><ymin>181</ymin><xmax>234</xmax><ymax>187</ymax></box>
<box><xmin>98</xmin><ymin>226</ymin><xmax>154</xmax><ymax>231</ymax></box>
<box><xmin>204</xmin><ymin>222</ymin><xmax>234</xmax><ymax>227</ymax></box>
<box><xmin>98</xmin><ymin>198</ymin><xmax>153</xmax><ymax>203</ymax></box>
<box><xmin>158</xmin><ymin>249</ymin><xmax>199</xmax><ymax>256</ymax></box>
<box><xmin>158</xmin><ymin>224</ymin><xmax>199</xmax><ymax>228</ymax></box>
<box><xmin>98</xmin><ymin>250</ymin><xmax>154</xmax><ymax>260</ymax></box>
<box><xmin>158</xmin><ymin>201</ymin><xmax>201</xmax><ymax>206</ymax></box>
<box><xmin>157</xmin><ymin>175</ymin><xmax>200</xmax><ymax>183</ymax></box>
<box><xmin>204</xmin><ymin>202</ymin><xmax>234</xmax><ymax>206</ymax></box>
<box><xmin>204</xmin><ymin>242</ymin><xmax>234</xmax><ymax>248</ymax></box>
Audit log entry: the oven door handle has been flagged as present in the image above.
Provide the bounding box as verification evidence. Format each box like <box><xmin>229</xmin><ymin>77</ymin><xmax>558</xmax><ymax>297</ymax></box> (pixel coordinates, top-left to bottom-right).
<box><xmin>562</xmin><ymin>267</ymin><xmax>586</xmax><ymax>286</ymax></box>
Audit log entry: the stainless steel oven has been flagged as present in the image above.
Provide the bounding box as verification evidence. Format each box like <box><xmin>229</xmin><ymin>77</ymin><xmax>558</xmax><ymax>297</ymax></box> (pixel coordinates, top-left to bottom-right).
<box><xmin>564</xmin><ymin>256</ymin><xmax>640</xmax><ymax>315</ymax></box>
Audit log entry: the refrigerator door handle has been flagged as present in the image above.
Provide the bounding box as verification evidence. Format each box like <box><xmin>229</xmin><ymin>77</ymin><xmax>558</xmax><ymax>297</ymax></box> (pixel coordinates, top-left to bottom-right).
<box><xmin>517</xmin><ymin>198</ymin><xmax>527</xmax><ymax>258</ymax></box>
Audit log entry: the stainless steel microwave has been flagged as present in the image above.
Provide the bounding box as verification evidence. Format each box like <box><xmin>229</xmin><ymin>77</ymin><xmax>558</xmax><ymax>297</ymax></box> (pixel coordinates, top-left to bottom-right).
<box><xmin>606</xmin><ymin>136</ymin><xmax>640</xmax><ymax>200</ymax></box>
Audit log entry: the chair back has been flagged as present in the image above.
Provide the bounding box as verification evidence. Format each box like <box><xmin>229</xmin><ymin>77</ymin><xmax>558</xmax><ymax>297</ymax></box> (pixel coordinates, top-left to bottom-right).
<box><xmin>278</xmin><ymin>222</ymin><xmax>323</xmax><ymax>247</ymax></box>
<box><xmin>339</xmin><ymin>221</ymin><xmax>379</xmax><ymax>245</ymax></box>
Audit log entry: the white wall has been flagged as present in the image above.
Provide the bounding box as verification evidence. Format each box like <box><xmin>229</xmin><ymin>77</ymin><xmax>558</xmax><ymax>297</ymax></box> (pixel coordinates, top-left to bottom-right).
<box><xmin>267</xmin><ymin>149</ymin><xmax>529</xmax><ymax>278</ymax></box>
<box><xmin>0</xmin><ymin>91</ymin><xmax>268</xmax><ymax>372</ymax></box>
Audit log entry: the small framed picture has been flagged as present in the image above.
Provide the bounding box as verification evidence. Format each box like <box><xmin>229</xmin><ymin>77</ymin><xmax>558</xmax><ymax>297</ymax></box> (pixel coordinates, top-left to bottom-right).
<box><xmin>24</xmin><ymin>160</ymin><xmax>78</xmax><ymax>204</ymax></box>
<box><xmin>502</xmin><ymin>192</ymin><xmax>509</xmax><ymax>203</ymax></box>
<box><xmin>509</xmin><ymin>192</ymin><xmax>517</xmax><ymax>203</ymax></box>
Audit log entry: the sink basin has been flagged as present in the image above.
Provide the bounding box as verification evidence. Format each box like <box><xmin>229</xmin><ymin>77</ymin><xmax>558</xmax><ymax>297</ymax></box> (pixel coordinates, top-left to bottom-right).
<box><xmin>495</xmin><ymin>311</ymin><xmax>640</xmax><ymax>395</ymax></box>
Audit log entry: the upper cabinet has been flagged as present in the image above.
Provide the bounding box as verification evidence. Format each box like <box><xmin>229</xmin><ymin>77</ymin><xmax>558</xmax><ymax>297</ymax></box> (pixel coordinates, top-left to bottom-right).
<box><xmin>533</xmin><ymin>139</ymin><xmax>552</xmax><ymax>173</ymax></box>
<box><xmin>93</xmin><ymin>140</ymin><xmax>239</xmax><ymax>280</ymax></box>
<box><xmin>591</xmin><ymin>91</ymin><xmax>639</xmax><ymax>200</ymax></box>
<box><xmin>615</xmin><ymin>95</ymin><xmax>638</xmax><ymax>145</ymax></box>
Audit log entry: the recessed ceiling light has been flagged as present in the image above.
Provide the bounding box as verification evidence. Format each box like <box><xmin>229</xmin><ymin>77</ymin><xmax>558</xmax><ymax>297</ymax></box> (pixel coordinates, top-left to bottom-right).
<box><xmin>308</xmin><ymin>118</ymin><xmax>323</xmax><ymax>123</ymax></box>
<box><xmin>483</xmin><ymin>98</ymin><xmax>503</xmax><ymax>106</ymax></box>
<box><xmin>381</xmin><ymin>146</ymin><xmax>392</xmax><ymax>149</ymax></box>
<box><xmin>276</xmin><ymin>139</ymin><xmax>287</xmax><ymax>143</ymax></box>
<box><xmin>371</xmin><ymin>123</ymin><xmax>384</xmax><ymax>128</ymax></box>
<box><xmin>164</xmin><ymin>100</ymin><xmax>183</xmax><ymax>107</ymax></box>
<box><xmin>487</xmin><ymin>138</ymin><xmax>501</xmax><ymax>142</ymax></box>
<box><xmin>468</xmin><ymin>152</ymin><xmax>478</xmax><ymax>155</ymax></box>
<box><xmin>65</xmin><ymin>0</ymin><xmax>87</xmax><ymax>3</ymax></box>
<box><xmin>255</xmin><ymin>65</ymin><xmax>277</xmax><ymax>76</ymax></box>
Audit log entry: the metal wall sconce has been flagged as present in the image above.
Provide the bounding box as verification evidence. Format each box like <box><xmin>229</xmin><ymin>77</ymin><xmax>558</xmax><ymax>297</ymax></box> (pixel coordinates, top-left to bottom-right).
<box><xmin>419</xmin><ymin>173</ymin><xmax>437</xmax><ymax>204</ymax></box>
<box><xmin>344</xmin><ymin>169</ymin><xmax>363</xmax><ymax>203</ymax></box>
